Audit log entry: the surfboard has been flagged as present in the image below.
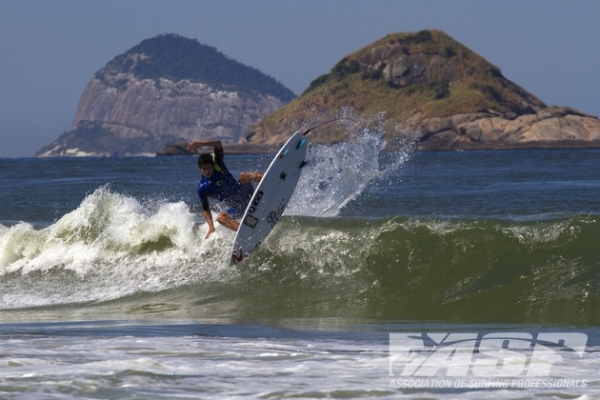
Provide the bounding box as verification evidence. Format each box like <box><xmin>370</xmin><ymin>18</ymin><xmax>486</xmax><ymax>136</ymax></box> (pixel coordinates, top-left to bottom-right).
<box><xmin>230</xmin><ymin>130</ymin><xmax>308</xmax><ymax>265</ymax></box>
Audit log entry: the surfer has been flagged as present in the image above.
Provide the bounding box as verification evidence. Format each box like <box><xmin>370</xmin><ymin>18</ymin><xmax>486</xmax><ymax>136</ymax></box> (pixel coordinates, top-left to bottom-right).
<box><xmin>186</xmin><ymin>140</ymin><xmax>263</xmax><ymax>239</ymax></box>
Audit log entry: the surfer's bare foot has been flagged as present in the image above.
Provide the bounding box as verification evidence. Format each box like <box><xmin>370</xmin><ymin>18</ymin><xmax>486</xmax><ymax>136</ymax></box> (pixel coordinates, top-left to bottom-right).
<box><xmin>205</xmin><ymin>226</ymin><xmax>215</xmax><ymax>239</ymax></box>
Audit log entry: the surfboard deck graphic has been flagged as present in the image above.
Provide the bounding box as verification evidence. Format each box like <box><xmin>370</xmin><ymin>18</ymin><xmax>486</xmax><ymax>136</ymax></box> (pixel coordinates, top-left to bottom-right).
<box><xmin>230</xmin><ymin>130</ymin><xmax>308</xmax><ymax>265</ymax></box>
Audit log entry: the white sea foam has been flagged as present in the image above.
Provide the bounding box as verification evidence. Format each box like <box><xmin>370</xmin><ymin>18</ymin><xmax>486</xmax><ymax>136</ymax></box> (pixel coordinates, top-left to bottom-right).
<box><xmin>0</xmin><ymin>186</ymin><xmax>237</xmax><ymax>309</ymax></box>
<box><xmin>0</xmin><ymin>324</ymin><xmax>597</xmax><ymax>399</ymax></box>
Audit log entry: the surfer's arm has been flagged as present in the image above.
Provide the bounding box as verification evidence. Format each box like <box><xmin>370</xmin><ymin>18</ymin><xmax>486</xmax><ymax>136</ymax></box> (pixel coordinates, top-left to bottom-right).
<box><xmin>203</xmin><ymin>209</ymin><xmax>216</xmax><ymax>239</ymax></box>
<box><xmin>186</xmin><ymin>140</ymin><xmax>223</xmax><ymax>152</ymax></box>
<box><xmin>212</xmin><ymin>145</ymin><xmax>227</xmax><ymax>172</ymax></box>
<box><xmin>198</xmin><ymin>189</ymin><xmax>216</xmax><ymax>239</ymax></box>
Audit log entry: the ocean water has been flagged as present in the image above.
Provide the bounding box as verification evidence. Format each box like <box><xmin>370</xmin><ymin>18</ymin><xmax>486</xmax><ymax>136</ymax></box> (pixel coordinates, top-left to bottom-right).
<box><xmin>2</xmin><ymin>127</ymin><xmax>600</xmax><ymax>398</ymax></box>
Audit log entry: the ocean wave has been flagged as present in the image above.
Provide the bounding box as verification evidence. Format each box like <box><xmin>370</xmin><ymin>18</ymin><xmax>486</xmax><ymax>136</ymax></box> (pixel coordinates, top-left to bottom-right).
<box><xmin>229</xmin><ymin>214</ymin><xmax>600</xmax><ymax>325</ymax></box>
<box><xmin>2</xmin><ymin>187</ymin><xmax>599</xmax><ymax>326</ymax></box>
<box><xmin>2</xmin><ymin>118</ymin><xmax>598</xmax><ymax>325</ymax></box>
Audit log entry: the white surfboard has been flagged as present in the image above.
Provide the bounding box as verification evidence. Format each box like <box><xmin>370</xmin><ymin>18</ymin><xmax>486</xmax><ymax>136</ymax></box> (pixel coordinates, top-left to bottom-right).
<box><xmin>230</xmin><ymin>130</ymin><xmax>308</xmax><ymax>265</ymax></box>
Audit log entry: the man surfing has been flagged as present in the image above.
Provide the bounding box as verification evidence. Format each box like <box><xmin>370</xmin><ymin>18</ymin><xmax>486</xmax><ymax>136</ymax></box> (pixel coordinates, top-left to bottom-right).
<box><xmin>186</xmin><ymin>140</ymin><xmax>263</xmax><ymax>239</ymax></box>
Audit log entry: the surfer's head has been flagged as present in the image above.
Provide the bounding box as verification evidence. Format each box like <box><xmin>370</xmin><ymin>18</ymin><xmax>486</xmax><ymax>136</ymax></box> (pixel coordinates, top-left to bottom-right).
<box><xmin>198</xmin><ymin>154</ymin><xmax>215</xmax><ymax>178</ymax></box>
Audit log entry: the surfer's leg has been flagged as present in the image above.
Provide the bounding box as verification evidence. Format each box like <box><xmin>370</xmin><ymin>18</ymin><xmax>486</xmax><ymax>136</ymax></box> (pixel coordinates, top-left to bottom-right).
<box><xmin>217</xmin><ymin>212</ymin><xmax>240</xmax><ymax>231</ymax></box>
<box><xmin>239</xmin><ymin>172</ymin><xmax>263</xmax><ymax>185</ymax></box>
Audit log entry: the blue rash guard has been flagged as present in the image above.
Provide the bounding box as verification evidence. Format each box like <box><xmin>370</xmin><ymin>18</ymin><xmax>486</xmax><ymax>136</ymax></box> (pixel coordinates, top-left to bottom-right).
<box><xmin>196</xmin><ymin>147</ymin><xmax>254</xmax><ymax>219</ymax></box>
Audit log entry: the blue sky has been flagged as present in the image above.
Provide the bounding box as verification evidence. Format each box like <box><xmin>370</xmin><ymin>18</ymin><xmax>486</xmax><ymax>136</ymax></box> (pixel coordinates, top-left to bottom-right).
<box><xmin>1</xmin><ymin>0</ymin><xmax>599</xmax><ymax>157</ymax></box>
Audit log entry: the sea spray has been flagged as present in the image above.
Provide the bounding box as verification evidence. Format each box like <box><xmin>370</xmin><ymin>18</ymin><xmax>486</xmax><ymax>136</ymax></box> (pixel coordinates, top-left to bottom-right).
<box><xmin>287</xmin><ymin>111</ymin><xmax>414</xmax><ymax>217</ymax></box>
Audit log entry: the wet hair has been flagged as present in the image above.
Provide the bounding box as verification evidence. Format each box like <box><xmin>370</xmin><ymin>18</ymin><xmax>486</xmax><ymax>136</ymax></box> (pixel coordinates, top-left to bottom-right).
<box><xmin>198</xmin><ymin>154</ymin><xmax>214</xmax><ymax>168</ymax></box>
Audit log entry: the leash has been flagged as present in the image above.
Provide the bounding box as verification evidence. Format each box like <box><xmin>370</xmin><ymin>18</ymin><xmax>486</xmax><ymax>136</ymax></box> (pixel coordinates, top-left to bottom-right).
<box><xmin>301</xmin><ymin>117</ymin><xmax>357</xmax><ymax>136</ymax></box>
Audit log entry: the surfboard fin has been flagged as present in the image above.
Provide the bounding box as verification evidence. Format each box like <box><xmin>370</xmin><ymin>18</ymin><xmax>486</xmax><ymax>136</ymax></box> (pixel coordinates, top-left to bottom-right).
<box><xmin>299</xmin><ymin>160</ymin><xmax>308</xmax><ymax>169</ymax></box>
<box><xmin>279</xmin><ymin>148</ymin><xmax>289</xmax><ymax>159</ymax></box>
<box><xmin>296</xmin><ymin>139</ymin><xmax>307</xmax><ymax>149</ymax></box>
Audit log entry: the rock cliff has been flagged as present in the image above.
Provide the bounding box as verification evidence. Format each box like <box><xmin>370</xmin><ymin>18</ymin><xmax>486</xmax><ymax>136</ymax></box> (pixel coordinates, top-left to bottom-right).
<box><xmin>415</xmin><ymin>106</ymin><xmax>600</xmax><ymax>150</ymax></box>
<box><xmin>248</xmin><ymin>30</ymin><xmax>600</xmax><ymax>151</ymax></box>
<box><xmin>36</xmin><ymin>34</ymin><xmax>295</xmax><ymax>157</ymax></box>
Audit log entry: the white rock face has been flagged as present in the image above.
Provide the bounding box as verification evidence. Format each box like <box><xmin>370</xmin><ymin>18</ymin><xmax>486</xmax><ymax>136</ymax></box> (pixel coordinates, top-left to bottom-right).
<box><xmin>36</xmin><ymin>34</ymin><xmax>295</xmax><ymax>157</ymax></box>
<box><xmin>72</xmin><ymin>74</ymin><xmax>286</xmax><ymax>144</ymax></box>
<box><xmin>414</xmin><ymin>106</ymin><xmax>600</xmax><ymax>150</ymax></box>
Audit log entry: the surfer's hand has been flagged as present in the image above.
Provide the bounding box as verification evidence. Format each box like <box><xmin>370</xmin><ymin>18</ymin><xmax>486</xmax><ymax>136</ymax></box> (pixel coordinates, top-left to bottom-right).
<box><xmin>186</xmin><ymin>141</ymin><xmax>202</xmax><ymax>151</ymax></box>
<box><xmin>205</xmin><ymin>226</ymin><xmax>215</xmax><ymax>239</ymax></box>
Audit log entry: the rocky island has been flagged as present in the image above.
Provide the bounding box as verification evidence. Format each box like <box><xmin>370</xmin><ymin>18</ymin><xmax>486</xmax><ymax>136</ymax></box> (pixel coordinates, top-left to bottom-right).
<box><xmin>36</xmin><ymin>34</ymin><xmax>295</xmax><ymax>157</ymax></box>
<box><xmin>248</xmin><ymin>30</ymin><xmax>600</xmax><ymax>151</ymax></box>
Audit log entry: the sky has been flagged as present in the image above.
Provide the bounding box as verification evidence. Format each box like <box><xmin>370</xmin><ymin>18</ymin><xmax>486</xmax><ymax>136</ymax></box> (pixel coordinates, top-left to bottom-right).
<box><xmin>1</xmin><ymin>0</ymin><xmax>599</xmax><ymax>157</ymax></box>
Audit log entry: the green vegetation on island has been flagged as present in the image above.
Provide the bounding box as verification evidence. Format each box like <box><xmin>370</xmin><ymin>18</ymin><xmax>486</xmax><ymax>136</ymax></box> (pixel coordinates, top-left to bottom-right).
<box><xmin>300</xmin><ymin>30</ymin><xmax>538</xmax><ymax>118</ymax></box>
<box><xmin>250</xmin><ymin>30</ymin><xmax>547</xmax><ymax>145</ymax></box>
